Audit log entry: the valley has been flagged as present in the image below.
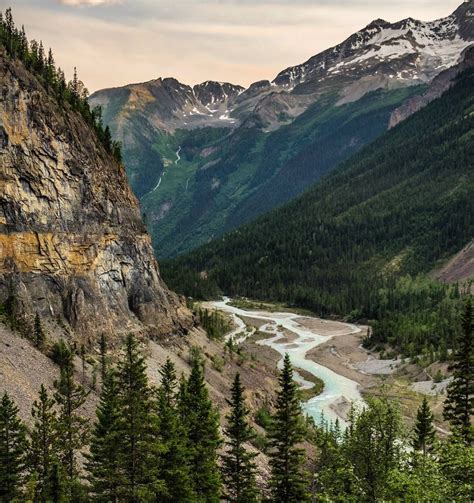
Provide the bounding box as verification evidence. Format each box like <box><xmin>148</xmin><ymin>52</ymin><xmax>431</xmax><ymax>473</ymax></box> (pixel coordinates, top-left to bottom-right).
<box><xmin>90</xmin><ymin>1</ymin><xmax>474</xmax><ymax>258</ymax></box>
<box><xmin>206</xmin><ymin>297</ymin><xmax>363</xmax><ymax>425</ymax></box>
<box><xmin>0</xmin><ymin>3</ymin><xmax>472</xmax><ymax>502</ymax></box>
<box><xmin>205</xmin><ymin>298</ymin><xmax>452</xmax><ymax>430</ymax></box>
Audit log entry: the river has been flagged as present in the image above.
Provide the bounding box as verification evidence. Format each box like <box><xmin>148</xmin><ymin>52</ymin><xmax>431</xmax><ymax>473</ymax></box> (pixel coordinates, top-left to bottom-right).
<box><xmin>207</xmin><ymin>297</ymin><xmax>363</xmax><ymax>426</ymax></box>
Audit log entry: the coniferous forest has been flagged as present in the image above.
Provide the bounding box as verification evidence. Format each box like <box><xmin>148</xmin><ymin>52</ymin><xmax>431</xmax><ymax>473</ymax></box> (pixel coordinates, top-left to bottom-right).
<box><xmin>0</xmin><ymin>5</ymin><xmax>473</xmax><ymax>503</ymax></box>
<box><xmin>163</xmin><ymin>66</ymin><xmax>474</xmax><ymax>358</ymax></box>
<box><xmin>0</xmin><ymin>300</ymin><xmax>472</xmax><ymax>502</ymax></box>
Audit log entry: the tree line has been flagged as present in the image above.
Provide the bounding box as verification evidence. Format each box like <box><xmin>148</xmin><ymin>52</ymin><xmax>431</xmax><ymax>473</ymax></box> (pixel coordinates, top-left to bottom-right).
<box><xmin>0</xmin><ymin>8</ymin><xmax>121</xmax><ymax>162</ymax></box>
<box><xmin>1</xmin><ymin>299</ymin><xmax>472</xmax><ymax>502</ymax></box>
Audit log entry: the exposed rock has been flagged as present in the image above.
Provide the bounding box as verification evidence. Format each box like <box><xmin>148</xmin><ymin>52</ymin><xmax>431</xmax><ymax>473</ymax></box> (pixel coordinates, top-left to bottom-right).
<box><xmin>433</xmin><ymin>240</ymin><xmax>474</xmax><ymax>286</ymax></box>
<box><xmin>389</xmin><ymin>45</ymin><xmax>474</xmax><ymax>128</ymax></box>
<box><xmin>0</xmin><ymin>51</ymin><xmax>193</xmax><ymax>343</ymax></box>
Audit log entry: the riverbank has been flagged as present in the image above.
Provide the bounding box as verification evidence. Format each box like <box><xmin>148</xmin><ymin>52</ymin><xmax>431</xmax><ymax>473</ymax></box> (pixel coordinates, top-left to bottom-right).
<box><xmin>206</xmin><ymin>298</ymin><xmax>364</xmax><ymax>425</ymax></box>
<box><xmin>306</xmin><ymin>326</ymin><xmax>376</xmax><ymax>390</ymax></box>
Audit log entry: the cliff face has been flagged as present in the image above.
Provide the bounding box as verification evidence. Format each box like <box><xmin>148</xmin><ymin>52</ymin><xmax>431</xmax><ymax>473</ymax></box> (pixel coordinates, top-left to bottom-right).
<box><xmin>389</xmin><ymin>46</ymin><xmax>474</xmax><ymax>128</ymax></box>
<box><xmin>0</xmin><ymin>52</ymin><xmax>193</xmax><ymax>342</ymax></box>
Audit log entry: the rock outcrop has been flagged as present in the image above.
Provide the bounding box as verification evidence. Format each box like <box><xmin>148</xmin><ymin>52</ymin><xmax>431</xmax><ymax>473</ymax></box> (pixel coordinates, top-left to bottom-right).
<box><xmin>0</xmin><ymin>51</ymin><xmax>193</xmax><ymax>343</ymax></box>
<box><xmin>389</xmin><ymin>45</ymin><xmax>474</xmax><ymax>128</ymax></box>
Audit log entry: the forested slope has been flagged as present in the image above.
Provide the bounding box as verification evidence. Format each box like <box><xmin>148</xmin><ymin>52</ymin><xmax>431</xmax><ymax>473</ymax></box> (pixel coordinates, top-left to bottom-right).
<box><xmin>163</xmin><ymin>68</ymin><xmax>474</xmax><ymax>354</ymax></box>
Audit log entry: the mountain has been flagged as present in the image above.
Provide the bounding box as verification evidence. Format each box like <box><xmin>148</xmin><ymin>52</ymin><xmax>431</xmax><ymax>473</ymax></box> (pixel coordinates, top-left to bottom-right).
<box><xmin>163</xmin><ymin>63</ymin><xmax>474</xmax><ymax>315</ymax></box>
<box><xmin>90</xmin><ymin>2</ymin><xmax>474</xmax><ymax>257</ymax></box>
<box><xmin>0</xmin><ymin>49</ymin><xmax>192</xmax><ymax>342</ymax></box>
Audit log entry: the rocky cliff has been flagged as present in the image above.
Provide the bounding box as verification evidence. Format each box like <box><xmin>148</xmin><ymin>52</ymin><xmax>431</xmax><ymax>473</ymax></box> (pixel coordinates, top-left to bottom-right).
<box><xmin>0</xmin><ymin>51</ymin><xmax>193</xmax><ymax>343</ymax></box>
<box><xmin>389</xmin><ymin>45</ymin><xmax>474</xmax><ymax>128</ymax></box>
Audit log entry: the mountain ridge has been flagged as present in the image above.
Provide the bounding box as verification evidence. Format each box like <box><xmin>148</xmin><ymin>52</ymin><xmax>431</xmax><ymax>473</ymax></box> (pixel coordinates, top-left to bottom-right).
<box><xmin>89</xmin><ymin>1</ymin><xmax>473</xmax><ymax>259</ymax></box>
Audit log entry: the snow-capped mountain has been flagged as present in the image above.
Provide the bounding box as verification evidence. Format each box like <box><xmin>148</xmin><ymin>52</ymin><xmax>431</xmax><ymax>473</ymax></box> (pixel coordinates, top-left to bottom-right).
<box><xmin>90</xmin><ymin>77</ymin><xmax>244</xmax><ymax>132</ymax></box>
<box><xmin>90</xmin><ymin>2</ymin><xmax>472</xmax><ymax>133</ymax></box>
<box><xmin>275</xmin><ymin>3</ymin><xmax>473</xmax><ymax>90</ymax></box>
<box><xmin>88</xmin><ymin>2</ymin><xmax>473</xmax><ymax>258</ymax></box>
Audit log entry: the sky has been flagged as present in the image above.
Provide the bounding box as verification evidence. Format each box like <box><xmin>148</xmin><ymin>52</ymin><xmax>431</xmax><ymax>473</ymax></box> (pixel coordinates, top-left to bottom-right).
<box><xmin>2</xmin><ymin>0</ymin><xmax>464</xmax><ymax>92</ymax></box>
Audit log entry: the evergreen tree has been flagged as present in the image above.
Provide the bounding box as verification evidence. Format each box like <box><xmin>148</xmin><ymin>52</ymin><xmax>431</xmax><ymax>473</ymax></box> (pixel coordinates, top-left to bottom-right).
<box><xmin>86</xmin><ymin>370</ymin><xmax>121</xmax><ymax>502</ymax></box>
<box><xmin>33</xmin><ymin>312</ymin><xmax>45</xmax><ymax>349</ymax></box>
<box><xmin>53</xmin><ymin>348</ymin><xmax>89</xmax><ymax>498</ymax></box>
<box><xmin>444</xmin><ymin>298</ymin><xmax>473</xmax><ymax>445</ymax></box>
<box><xmin>179</xmin><ymin>354</ymin><xmax>222</xmax><ymax>502</ymax></box>
<box><xmin>115</xmin><ymin>334</ymin><xmax>161</xmax><ymax>501</ymax></box>
<box><xmin>344</xmin><ymin>396</ymin><xmax>403</xmax><ymax>502</ymax></box>
<box><xmin>413</xmin><ymin>397</ymin><xmax>435</xmax><ymax>456</ymax></box>
<box><xmin>156</xmin><ymin>358</ymin><xmax>195</xmax><ymax>502</ymax></box>
<box><xmin>268</xmin><ymin>354</ymin><xmax>309</xmax><ymax>502</ymax></box>
<box><xmin>30</xmin><ymin>385</ymin><xmax>59</xmax><ymax>502</ymax></box>
<box><xmin>0</xmin><ymin>392</ymin><xmax>28</xmax><ymax>502</ymax></box>
<box><xmin>99</xmin><ymin>333</ymin><xmax>107</xmax><ymax>383</ymax></box>
<box><xmin>48</xmin><ymin>461</ymin><xmax>66</xmax><ymax>503</ymax></box>
<box><xmin>221</xmin><ymin>373</ymin><xmax>259</xmax><ymax>503</ymax></box>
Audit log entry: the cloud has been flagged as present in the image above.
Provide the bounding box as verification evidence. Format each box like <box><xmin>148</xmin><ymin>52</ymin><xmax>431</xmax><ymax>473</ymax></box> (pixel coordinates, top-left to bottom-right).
<box><xmin>58</xmin><ymin>0</ymin><xmax>120</xmax><ymax>6</ymax></box>
<box><xmin>14</xmin><ymin>0</ymin><xmax>462</xmax><ymax>92</ymax></box>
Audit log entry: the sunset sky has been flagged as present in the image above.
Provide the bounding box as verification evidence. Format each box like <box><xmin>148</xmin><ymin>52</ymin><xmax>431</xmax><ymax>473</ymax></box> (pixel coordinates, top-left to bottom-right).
<box><xmin>4</xmin><ymin>0</ymin><xmax>464</xmax><ymax>92</ymax></box>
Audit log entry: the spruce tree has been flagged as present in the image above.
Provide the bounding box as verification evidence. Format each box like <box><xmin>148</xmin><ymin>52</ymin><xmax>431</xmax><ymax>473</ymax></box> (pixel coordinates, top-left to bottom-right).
<box><xmin>99</xmin><ymin>333</ymin><xmax>108</xmax><ymax>383</ymax></box>
<box><xmin>0</xmin><ymin>392</ymin><xmax>28</xmax><ymax>502</ymax></box>
<box><xmin>268</xmin><ymin>354</ymin><xmax>309</xmax><ymax>502</ymax></box>
<box><xmin>156</xmin><ymin>358</ymin><xmax>195</xmax><ymax>502</ymax></box>
<box><xmin>115</xmin><ymin>334</ymin><xmax>161</xmax><ymax>501</ymax></box>
<box><xmin>444</xmin><ymin>298</ymin><xmax>473</xmax><ymax>445</ymax></box>
<box><xmin>30</xmin><ymin>384</ymin><xmax>59</xmax><ymax>502</ymax></box>
<box><xmin>86</xmin><ymin>370</ymin><xmax>121</xmax><ymax>502</ymax></box>
<box><xmin>33</xmin><ymin>312</ymin><xmax>45</xmax><ymax>349</ymax></box>
<box><xmin>48</xmin><ymin>461</ymin><xmax>66</xmax><ymax>503</ymax></box>
<box><xmin>53</xmin><ymin>348</ymin><xmax>89</xmax><ymax>498</ymax></box>
<box><xmin>413</xmin><ymin>397</ymin><xmax>435</xmax><ymax>456</ymax></box>
<box><xmin>221</xmin><ymin>373</ymin><xmax>259</xmax><ymax>503</ymax></box>
<box><xmin>179</xmin><ymin>354</ymin><xmax>222</xmax><ymax>502</ymax></box>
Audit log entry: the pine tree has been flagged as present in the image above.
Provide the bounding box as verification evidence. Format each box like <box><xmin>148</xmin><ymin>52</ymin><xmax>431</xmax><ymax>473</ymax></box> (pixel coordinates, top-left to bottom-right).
<box><xmin>30</xmin><ymin>385</ymin><xmax>59</xmax><ymax>502</ymax></box>
<box><xmin>268</xmin><ymin>354</ymin><xmax>309</xmax><ymax>503</ymax></box>
<box><xmin>179</xmin><ymin>354</ymin><xmax>222</xmax><ymax>502</ymax></box>
<box><xmin>156</xmin><ymin>358</ymin><xmax>195</xmax><ymax>502</ymax></box>
<box><xmin>0</xmin><ymin>392</ymin><xmax>28</xmax><ymax>502</ymax></box>
<box><xmin>99</xmin><ymin>333</ymin><xmax>107</xmax><ymax>383</ymax></box>
<box><xmin>53</xmin><ymin>348</ymin><xmax>89</xmax><ymax>498</ymax></box>
<box><xmin>33</xmin><ymin>312</ymin><xmax>45</xmax><ymax>349</ymax></box>
<box><xmin>413</xmin><ymin>397</ymin><xmax>435</xmax><ymax>456</ymax></box>
<box><xmin>48</xmin><ymin>461</ymin><xmax>66</xmax><ymax>503</ymax></box>
<box><xmin>115</xmin><ymin>334</ymin><xmax>161</xmax><ymax>501</ymax></box>
<box><xmin>221</xmin><ymin>373</ymin><xmax>259</xmax><ymax>503</ymax></box>
<box><xmin>444</xmin><ymin>298</ymin><xmax>473</xmax><ymax>445</ymax></box>
<box><xmin>86</xmin><ymin>370</ymin><xmax>122</xmax><ymax>502</ymax></box>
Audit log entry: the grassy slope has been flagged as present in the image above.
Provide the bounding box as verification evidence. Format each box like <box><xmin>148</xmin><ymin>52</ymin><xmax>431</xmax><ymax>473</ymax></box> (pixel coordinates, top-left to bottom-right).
<box><xmin>147</xmin><ymin>86</ymin><xmax>422</xmax><ymax>257</ymax></box>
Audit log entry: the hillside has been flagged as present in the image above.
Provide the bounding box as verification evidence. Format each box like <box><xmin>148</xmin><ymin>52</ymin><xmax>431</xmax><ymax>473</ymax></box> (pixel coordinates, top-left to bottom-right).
<box><xmin>163</xmin><ymin>66</ymin><xmax>474</xmax><ymax>327</ymax></box>
<box><xmin>0</xmin><ymin>46</ymin><xmax>192</xmax><ymax>343</ymax></box>
<box><xmin>90</xmin><ymin>2</ymin><xmax>474</xmax><ymax>258</ymax></box>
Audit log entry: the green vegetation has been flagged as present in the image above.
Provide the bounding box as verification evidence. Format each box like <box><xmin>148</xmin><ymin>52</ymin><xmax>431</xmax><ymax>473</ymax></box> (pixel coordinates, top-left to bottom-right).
<box><xmin>0</xmin><ymin>8</ymin><xmax>122</xmax><ymax>161</ymax></box>
<box><xmin>268</xmin><ymin>354</ymin><xmax>310</xmax><ymax>502</ymax></box>
<box><xmin>295</xmin><ymin>367</ymin><xmax>325</xmax><ymax>401</ymax></box>
<box><xmin>221</xmin><ymin>373</ymin><xmax>259</xmax><ymax>502</ymax></box>
<box><xmin>196</xmin><ymin>306</ymin><xmax>232</xmax><ymax>341</ymax></box>
<box><xmin>413</xmin><ymin>397</ymin><xmax>435</xmax><ymax>456</ymax></box>
<box><xmin>1</xmin><ymin>312</ymin><xmax>473</xmax><ymax>501</ymax></box>
<box><xmin>444</xmin><ymin>299</ymin><xmax>474</xmax><ymax>445</ymax></box>
<box><xmin>163</xmin><ymin>68</ymin><xmax>474</xmax><ymax>357</ymax></box>
<box><xmin>145</xmin><ymin>86</ymin><xmax>422</xmax><ymax>258</ymax></box>
<box><xmin>179</xmin><ymin>355</ymin><xmax>222</xmax><ymax>501</ymax></box>
<box><xmin>53</xmin><ymin>345</ymin><xmax>89</xmax><ymax>499</ymax></box>
<box><xmin>0</xmin><ymin>392</ymin><xmax>28</xmax><ymax>502</ymax></box>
